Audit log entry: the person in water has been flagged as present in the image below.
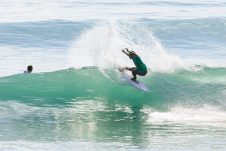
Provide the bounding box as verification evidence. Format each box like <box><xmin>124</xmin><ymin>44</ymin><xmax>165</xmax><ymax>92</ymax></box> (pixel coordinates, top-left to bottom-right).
<box><xmin>24</xmin><ymin>65</ymin><xmax>33</xmax><ymax>73</ymax></box>
<box><xmin>122</xmin><ymin>48</ymin><xmax>147</xmax><ymax>81</ymax></box>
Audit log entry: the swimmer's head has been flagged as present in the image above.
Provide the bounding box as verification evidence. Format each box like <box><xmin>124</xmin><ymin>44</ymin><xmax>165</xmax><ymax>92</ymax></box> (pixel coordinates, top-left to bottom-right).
<box><xmin>27</xmin><ymin>65</ymin><xmax>33</xmax><ymax>73</ymax></box>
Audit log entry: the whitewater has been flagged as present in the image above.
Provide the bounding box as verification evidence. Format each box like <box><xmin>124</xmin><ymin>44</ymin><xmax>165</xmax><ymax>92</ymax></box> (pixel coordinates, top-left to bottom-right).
<box><xmin>1</xmin><ymin>0</ymin><xmax>226</xmax><ymax>150</ymax></box>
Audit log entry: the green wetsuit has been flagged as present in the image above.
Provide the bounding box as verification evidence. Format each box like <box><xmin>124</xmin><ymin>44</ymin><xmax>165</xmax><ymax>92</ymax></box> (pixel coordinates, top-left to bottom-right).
<box><xmin>133</xmin><ymin>55</ymin><xmax>147</xmax><ymax>72</ymax></box>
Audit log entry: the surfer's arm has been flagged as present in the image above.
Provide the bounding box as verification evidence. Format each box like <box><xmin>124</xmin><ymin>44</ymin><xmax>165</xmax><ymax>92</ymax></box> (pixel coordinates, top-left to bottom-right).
<box><xmin>125</xmin><ymin>48</ymin><xmax>131</xmax><ymax>54</ymax></box>
<box><xmin>122</xmin><ymin>49</ymin><xmax>130</xmax><ymax>57</ymax></box>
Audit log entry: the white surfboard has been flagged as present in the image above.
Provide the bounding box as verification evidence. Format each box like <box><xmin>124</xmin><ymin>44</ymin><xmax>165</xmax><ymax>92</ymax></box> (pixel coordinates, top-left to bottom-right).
<box><xmin>119</xmin><ymin>68</ymin><xmax>150</xmax><ymax>92</ymax></box>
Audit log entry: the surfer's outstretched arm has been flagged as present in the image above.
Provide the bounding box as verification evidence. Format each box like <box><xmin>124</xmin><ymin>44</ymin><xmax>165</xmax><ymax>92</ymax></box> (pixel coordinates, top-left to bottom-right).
<box><xmin>122</xmin><ymin>48</ymin><xmax>136</xmax><ymax>60</ymax></box>
<box><xmin>125</xmin><ymin>48</ymin><xmax>132</xmax><ymax>54</ymax></box>
<box><xmin>122</xmin><ymin>49</ymin><xmax>130</xmax><ymax>57</ymax></box>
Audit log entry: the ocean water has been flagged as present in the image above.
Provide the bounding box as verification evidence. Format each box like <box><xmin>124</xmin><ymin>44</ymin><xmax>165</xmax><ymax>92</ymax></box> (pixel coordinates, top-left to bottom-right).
<box><xmin>1</xmin><ymin>0</ymin><xmax>226</xmax><ymax>150</ymax></box>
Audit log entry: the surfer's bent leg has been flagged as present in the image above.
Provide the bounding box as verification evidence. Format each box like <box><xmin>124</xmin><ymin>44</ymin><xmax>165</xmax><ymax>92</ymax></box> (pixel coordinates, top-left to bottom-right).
<box><xmin>131</xmin><ymin>69</ymin><xmax>147</xmax><ymax>81</ymax></box>
<box><xmin>125</xmin><ymin>67</ymin><xmax>138</xmax><ymax>81</ymax></box>
<box><xmin>136</xmin><ymin>70</ymin><xmax>147</xmax><ymax>76</ymax></box>
<box><xmin>131</xmin><ymin>69</ymin><xmax>137</xmax><ymax>81</ymax></box>
<box><xmin>125</xmin><ymin>67</ymin><xmax>136</xmax><ymax>71</ymax></box>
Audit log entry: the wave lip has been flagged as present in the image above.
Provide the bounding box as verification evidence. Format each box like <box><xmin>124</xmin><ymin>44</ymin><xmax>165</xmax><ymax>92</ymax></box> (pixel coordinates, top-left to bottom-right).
<box><xmin>0</xmin><ymin>66</ymin><xmax>226</xmax><ymax>107</ymax></box>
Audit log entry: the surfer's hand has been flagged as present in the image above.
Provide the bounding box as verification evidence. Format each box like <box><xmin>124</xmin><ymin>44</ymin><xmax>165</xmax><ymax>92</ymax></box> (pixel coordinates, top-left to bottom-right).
<box><xmin>122</xmin><ymin>49</ymin><xmax>125</xmax><ymax>53</ymax></box>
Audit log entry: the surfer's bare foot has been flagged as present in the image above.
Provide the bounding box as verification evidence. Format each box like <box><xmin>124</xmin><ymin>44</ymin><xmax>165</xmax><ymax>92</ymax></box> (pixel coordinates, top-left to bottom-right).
<box><xmin>131</xmin><ymin>78</ymin><xmax>139</xmax><ymax>83</ymax></box>
<box><xmin>131</xmin><ymin>77</ymin><xmax>136</xmax><ymax>81</ymax></box>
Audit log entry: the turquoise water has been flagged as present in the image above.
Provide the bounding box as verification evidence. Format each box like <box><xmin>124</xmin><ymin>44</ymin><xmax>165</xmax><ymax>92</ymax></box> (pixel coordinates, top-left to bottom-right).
<box><xmin>1</xmin><ymin>0</ymin><xmax>226</xmax><ymax>150</ymax></box>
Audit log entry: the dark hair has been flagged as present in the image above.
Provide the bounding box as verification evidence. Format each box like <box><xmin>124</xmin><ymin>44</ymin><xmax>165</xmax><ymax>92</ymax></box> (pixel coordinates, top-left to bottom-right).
<box><xmin>129</xmin><ymin>51</ymin><xmax>136</xmax><ymax>59</ymax></box>
<box><xmin>27</xmin><ymin>65</ymin><xmax>33</xmax><ymax>72</ymax></box>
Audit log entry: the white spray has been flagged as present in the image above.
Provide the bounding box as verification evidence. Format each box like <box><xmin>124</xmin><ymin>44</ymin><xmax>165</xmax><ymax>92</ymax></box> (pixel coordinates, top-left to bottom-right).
<box><xmin>69</xmin><ymin>21</ymin><xmax>182</xmax><ymax>72</ymax></box>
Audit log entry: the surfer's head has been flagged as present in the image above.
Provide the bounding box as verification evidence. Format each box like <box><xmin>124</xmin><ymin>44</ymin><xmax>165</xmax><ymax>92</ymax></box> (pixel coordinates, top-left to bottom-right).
<box><xmin>129</xmin><ymin>51</ymin><xmax>136</xmax><ymax>59</ymax></box>
<box><xmin>27</xmin><ymin>65</ymin><xmax>33</xmax><ymax>73</ymax></box>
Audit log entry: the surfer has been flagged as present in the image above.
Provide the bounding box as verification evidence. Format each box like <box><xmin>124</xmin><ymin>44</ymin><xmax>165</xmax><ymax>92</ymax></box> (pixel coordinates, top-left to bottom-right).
<box><xmin>24</xmin><ymin>65</ymin><xmax>33</xmax><ymax>73</ymax></box>
<box><xmin>122</xmin><ymin>48</ymin><xmax>147</xmax><ymax>81</ymax></box>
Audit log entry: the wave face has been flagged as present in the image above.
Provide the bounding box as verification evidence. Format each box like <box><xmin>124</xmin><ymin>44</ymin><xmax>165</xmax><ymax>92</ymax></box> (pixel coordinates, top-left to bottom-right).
<box><xmin>1</xmin><ymin>67</ymin><xmax>226</xmax><ymax>108</ymax></box>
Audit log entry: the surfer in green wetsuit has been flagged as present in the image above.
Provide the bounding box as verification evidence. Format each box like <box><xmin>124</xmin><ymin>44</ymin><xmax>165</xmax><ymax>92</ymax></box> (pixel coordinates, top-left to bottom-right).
<box><xmin>122</xmin><ymin>48</ymin><xmax>147</xmax><ymax>81</ymax></box>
